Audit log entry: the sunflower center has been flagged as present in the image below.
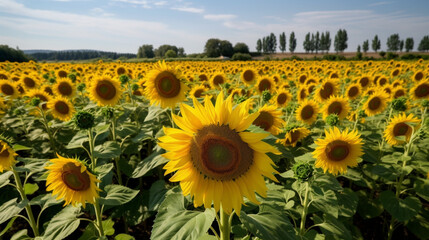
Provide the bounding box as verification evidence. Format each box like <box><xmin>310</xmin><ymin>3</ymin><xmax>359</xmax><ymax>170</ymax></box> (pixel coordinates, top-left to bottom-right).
<box><xmin>44</xmin><ymin>87</ymin><xmax>53</xmax><ymax>95</ymax></box>
<box><xmin>415</xmin><ymin>72</ymin><xmax>423</xmax><ymax>81</ymax></box>
<box><xmin>35</xmin><ymin>94</ymin><xmax>48</xmax><ymax>110</ymax></box>
<box><xmin>325</xmin><ymin>140</ymin><xmax>350</xmax><ymax>162</ymax></box>
<box><xmin>58</xmin><ymin>82</ymin><xmax>73</xmax><ymax>96</ymax></box>
<box><xmin>58</xmin><ymin>70</ymin><xmax>67</xmax><ymax>78</ymax></box>
<box><xmin>194</xmin><ymin>89</ymin><xmax>204</xmax><ymax>98</ymax></box>
<box><xmin>286</xmin><ymin>130</ymin><xmax>300</xmax><ymax>144</ymax></box>
<box><xmin>1</xmin><ymin>84</ymin><xmax>14</xmax><ymax>95</ymax></box>
<box><xmin>0</xmin><ymin>74</ymin><xmax>7</xmax><ymax>80</ymax></box>
<box><xmin>61</xmin><ymin>162</ymin><xmax>90</xmax><ymax>191</ymax></box>
<box><xmin>301</xmin><ymin>105</ymin><xmax>314</xmax><ymax>120</ymax></box>
<box><xmin>320</xmin><ymin>83</ymin><xmax>334</xmax><ymax>100</ymax></box>
<box><xmin>328</xmin><ymin>101</ymin><xmax>342</xmax><ymax>115</ymax></box>
<box><xmin>277</xmin><ymin>93</ymin><xmax>287</xmax><ymax>105</ymax></box>
<box><xmin>394</xmin><ymin>90</ymin><xmax>405</xmax><ymax>98</ymax></box>
<box><xmin>190</xmin><ymin>125</ymin><xmax>253</xmax><ymax>180</ymax></box>
<box><xmin>368</xmin><ymin>97</ymin><xmax>381</xmax><ymax>110</ymax></box>
<box><xmin>258</xmin><ymin>79</ymin><xmax>271</xmax><ymax>92</ymax></box>
<box><xmin>360</xmin><ymin>77</ymin><xmax>369</xmax><ymax>88</ymax></box>
<box><xmin>55</xmin><ymin>101</ymin><xmax>70</xmax><ymax>114</ymax></box>
<box><xmin>24</xmin><ymin>77</ymin><xmax>35</xmax><ymax>88</ymax></box>
<box><xmin>0</xmin><ymin>148</ymin><xmax>10</xmax><ymax>158</ymax></box>
<box><xmin>253</xmin><ymin>111</ymin><xmax>274</xmax><ymax>131</ymax></box>
<box><xmin>415</xmin><ymin>83</ymin><xmax>429</xmax><ymax>98</ymax></box>
<box><xmin>379</xmin><ymin>78</ymin><xmax>387</xmax><ymax>86</ymax></box>
<box><xmin>96</xmin><ymin>80</ymin><xmax>117</xmax><ymax>100</ymax></box>
<box><xmin>213</xmin><ymin>75</ymin><xmax>224</xmax><ymax>86</ymax></box>
<box><xmin>155</xmin><ymin>73</ymin><xmax>181</xmax><ymax>98</ymax></box>
<box><xmin>300</xmin><ymin>89</ymin><xmax>307</xmax><ymax>100</ymax></box>
<box><xmin>243</xmin><ymin>70</ymin><xmax>254</xmax><ymax>82</ymax></box>
<box><xmin>117</xmin><ymin>67</ymin><xmax>126</xmax><ymax>75</ymax></box>
<box><xmin>348</xmin><ymin>86</ymin><xmax>359</xmax><ymax>98</ymax></box>
<box><xmin>393</xmin><ymin>122</ymin><xmax>410</xmax><ymax>136</ymax></box>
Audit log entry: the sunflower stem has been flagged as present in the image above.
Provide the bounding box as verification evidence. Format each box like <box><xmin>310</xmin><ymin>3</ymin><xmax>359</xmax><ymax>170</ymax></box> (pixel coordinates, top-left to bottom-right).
<box><xmin>299</xmin><ymin>181</ymin><xmax>310</xmax><ymax>236</ymax></box>
<box><xmin>88</xmin><ymin>128</ymin><xmax>96</xmax><ymax>171</ymax></box>
<box><xmin>170</xmin><ymin>107</ymin><xmax>176</xmax><ymax>128</ymax></box>
<box><xmin>352</xmin><ymin>100</ymin><xmax>361</xmax><ymax>131</ymax></box>
<box><xmin>379</xmin><ymin>107</ymin><xmax>393</xmax><ymax>157</ymax></box>
<box><xmin>38</xmin><ymin>107</ymin><xmax>58</xmax><ymax>155</ymax></box>
<box><xmin>94</xmin><ymin>198</ymin><xmax>105</xmax><ymax>237</ymax></box>
<box><xmin>12</xmin><ymin>168</ymin><xmax>40</xmax><ymax>237</ymax></box>
<box><xmin>111</xmin><ymin>116</ymin><xmax>123</xmax><ymax>186</ymax></box>
<box><xmin>219</xmin><ymin>205</ymin><xmax>231</xmax><ymax>240</ymax></box>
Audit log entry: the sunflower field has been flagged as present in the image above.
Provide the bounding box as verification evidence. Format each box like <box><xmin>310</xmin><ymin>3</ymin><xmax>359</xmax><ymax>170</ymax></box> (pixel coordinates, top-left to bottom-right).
<box><xmin>0</xmin><ymin>59</ymin><xmax>428</xmax><ymax>240</ymax></box>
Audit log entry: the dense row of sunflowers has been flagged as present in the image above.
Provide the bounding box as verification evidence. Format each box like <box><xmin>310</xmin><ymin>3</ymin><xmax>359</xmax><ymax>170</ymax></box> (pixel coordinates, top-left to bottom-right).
<box><xmin>0</xmin><ymin>59</ymin><xmax>428</xmax><ymax>240</ymax></box>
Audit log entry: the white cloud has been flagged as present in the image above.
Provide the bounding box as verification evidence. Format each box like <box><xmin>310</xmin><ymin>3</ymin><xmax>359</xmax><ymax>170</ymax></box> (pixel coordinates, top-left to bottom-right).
<box><xmin>171</xmin><ymin>6</ymin><xmax>204</xmax><ymax>13</ymax></box>
<box><xmin>369</xmin><ymin>1</ymin><xmax>392</xmax><ymax>7</ymax></box>
<box><xmin>112</xmin><ymin>0</ymin><xmax>151</xmax><ymax>8</ymax></box>
<box><xmin>204</xmin><ymin>14</ymin><xmax>236</xmax><ymax>21</ymax></box>
<box><xmin>90</xmin><ymin>8</ymin><xmax>115</xmax><ymax>17</ymax></box>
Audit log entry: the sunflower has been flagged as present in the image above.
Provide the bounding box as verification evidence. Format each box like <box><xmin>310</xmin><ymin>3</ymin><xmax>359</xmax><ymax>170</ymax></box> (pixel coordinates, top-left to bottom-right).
<box><xmin>45</xmin><ymin>154</ymin><xmax>101</xmax><ymax>207</ymax></box>
<box><xmin>20</xmin><ymin>74</ymin><xmax>39</xmax><ymax>90</ymax></box>
<box><xmin>189</xmin><ymin>84</ymin><xmax>208</xmax><ymax>98</ymax></box>
<box><xmin>273</xmin><ymin>90</ymin><xmax>291</xmax><ymax>108</ymax></box>
<box><xmin>345</xmin><ymin>83</ymin><xmax>361</xmax><ymax>100</ymax></box>
<box><xmin>358</xmin><ymin>76</ymin><xmax>371</xmax><ymax>89</ymax></box>
<box><xmin>210</xmin><ymin>72</ymin><xmax>227</xmax><ymax>89</ymax></box>
<box><xmin>315</xmin><ymin>79</ymin><xmax>338</xmax><ymax>102</ymax></box>
<box><xmin>363</xmin><ymin>90</ymin><xmax>389</xmax><ymax>117</ymax></box>
<box><xmin>252</xmin><ymin>105</ymin><xmax>285</xmax><ymax>135</ymax></box>
<box><xmin>412</xmin><ymin>71</ymin><xmax>425</xmax><ymax>82</ymax></box>
<box><xmin>144</xmin><ymin>61</ymin><xmax>189</xmax><ymax>109</ymax></box>
<box><xmin>240</xmin><ymin>68</ymin><xmax>257</xmax><ymax>85</ymax></box>
<box><xmin>26</xmin><ymin>89</ymin><xmax>51</xmax><ymax>110</ymax></box>
<box><xmin>313</xmin><ymin>127</ymin><xmax>363</xmax><ymax>176</ymax></box>
<box><xmin>47</xmin><ymin>97</ymin><xmax>75</xmax><ymax>121</ymax></box>
<box><xmin>0</xmin><ymin>140</ymin><xmax>17</xmax><ymax>172</ymax></box>
<box><xmin>89</xmin><ymin>75</ymin><xmax>122</xmax><ymax>106</ymax></box>
<box><xmin>297</xmin><ymin>87</ymin><xmax>308</xmax><ymax>102</ymax></box>
<box><xmin>53</xmin><ymin>78</ymin><xmax>76</xmax><ymax>98</ymax></box>
<box><xmin>384</xmin><ymin>113</ymin><xmax>420</xmax><ymax>146</ymax></box>
<box><xmin>256</xmin><ymin>76</ymin><xmax>275</xmax><ymax>93</ymax></box>
<box><xmin>410</xmin><ymin>80</ymin><xmax>429</xmax><ymax>100</ymax></box>
<box><xmin>392</xmin><ymin>87</ymin><xmax>407</xmax><ymax>99</ymax></box>
<box><xmin>56</xmin><ymin>69</ymin><xmax>68</xmax><ymax>79</ymax></box>
<box><xmin>158</xmin><ymin>92</ymin><xmax>280</xmax><ymax>215</ymax></box>
<box><xmin>322</xmin><ymin>95</ymin><xmax>350</xmax><ymax>120</ymax></box>
<box><xmin>0</xmin><ymin>81</ymin><xmax>19</xmax><ymax>99</ymax></box>
<box><xmin>277</xmin><ymin>127</ymin><xmax>311</xmax><ymax>147</ymax></box>
<box><xmin>296</xmin><ymin>99</ymin><xmax>319</xmax><ymax>125</ymax></box>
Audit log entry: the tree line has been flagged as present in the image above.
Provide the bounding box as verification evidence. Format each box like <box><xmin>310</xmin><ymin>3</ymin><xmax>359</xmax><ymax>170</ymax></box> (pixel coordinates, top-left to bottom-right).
<box><xmin>137</xmin><ymin>44</ymin><xmax>185</xmax><ymax>58</ymax></box>
<box><xmin>0</xmin><ymin>45</ymin><xmax>30</xmax><ymax>62</ymax></box>
<box><xmin>28</xmin><ymin>50</ymin><xmax>136</xmax><ymax>61</ymax></box>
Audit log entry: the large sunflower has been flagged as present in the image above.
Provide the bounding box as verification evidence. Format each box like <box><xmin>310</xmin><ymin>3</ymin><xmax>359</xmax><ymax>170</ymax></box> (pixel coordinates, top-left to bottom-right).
<box><xmin>89</xmin><ymin>75</ymin><xmax>122</xmax><ymax>106</ymax></box>
<box><xmin>322</xmin><ymin>95</ymin><xmax>350</xmax><ymax>120</ymax></box>
<box><xmin>363</xmin><ymin>90</ymin><xmax>389</xmax><ymax>117</ymax></box>
<box><xmin>53</xmin><ymin>78</ymin><xmax>76</xmax><ymax>98</ymax></box>
<box><xmin>313</xmin><ymin>127</ymin><xmax>363</xmax><ymax>176</ymax></box>
<box><xmin>158</xmin><ymin>92</ymin><xmax>280</xmax><ymax>215</ymax></box>
<box><xmin>47</xmin><ymin>97</ymin><xmax>75</xmax><ymax>121</ymax></box>
<box><xmin>252</xmin><ymin>105</ymin><xmax>285</xmax><ymax>135</ymax></box>
<box><xmin>0</xmin><ymin>140</ymin><xmax>17</xmax><ymax>172</ymax></box>
<box><xmin>144</xmin><ymin>61</ymin><xmax>189</xmax><ymax>108</ymax></box>
<box><xmin>410</xmin><ymin>80</ymin><xmax>429</xmax><ymax>100</ymax></box>
<box><xmin>45</xmin><ymin>154</ymin><xmax>101</xmax><ymax>207</ymax></box>
<box><xmin>295</xmin><ymin>99</ymin><xmax>319</xmax><ymax>125</ymax></box>
<box><xmin>277</xmin><ymin>127</ymin><xmax>311</xmax><ymax>147</ymax></box>
<box><xmin>384</xmin><ymin>113</ymin><xmax>420</xmax><ymax>146</ymax></box>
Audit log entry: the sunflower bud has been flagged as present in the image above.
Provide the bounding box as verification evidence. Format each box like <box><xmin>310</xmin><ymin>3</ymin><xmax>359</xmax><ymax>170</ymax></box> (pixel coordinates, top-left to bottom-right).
<box><xmin>293</xmin><ymin>162</ymin><xmax>313</xmax><ymax>181</ymax></box>
<box><xmin>326</xmin><ymin>114</ymin><xmax>340</xmax><ymax>126</ymax></box>
<box><xmin>131</xmin><ymin>83</ymin><xmax>139</xmax><ymax>91</ymax></box>
<box><xmin>68</xmin><ymin>73</ymin><xmax>77</xmax><ymax>82</ymax></box>
<box><xmin>30</xmin><ymin>97</ymin><xmax>41</xmax><ymax>107</ymax></box>
<box><xmin>73</xmin><ymin>111</ymin><xmax>95</xmax><ymax>130</ymax></box>
<box><xmin>119</xmin><ymin>74</ymin><xmax>130</xmax><ymax>85</ymax></box>
<box><xmin>48</xmin><ymin>78</ymin><xmax>56</xmax><ymax>84</ymax></box>
<box><xmin>101</xmin><ymin>107</ymin><xmax>114</xmax><ymax>119</ymax></box>
<box><xmin>391</xmin><ymin>97</ymin><xmax>407</xmax><ymax>111</ymax></box>
<box><xmin>235</xmin><ymin>96</ymin><xmax>247</xmax><ymax>104</ymax></box>
<box><xmin>422</xmin><ymin>100</ymin><xmax>429</xmax><ymax>108</ymax></box>
<box><xmin>262</xmin><ymin>90</ymin><xmax>272</xmax><ymax>102</ymax></box>
<box><xmin>77</xmin><ymin>83</ymin><xmax>86</xmax><ymax>92</ymax></box>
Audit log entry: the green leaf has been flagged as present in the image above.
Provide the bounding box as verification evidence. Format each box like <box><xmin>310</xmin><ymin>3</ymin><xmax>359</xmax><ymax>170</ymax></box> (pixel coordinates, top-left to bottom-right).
<box><xmin>279</xmin><ymin>170</ymin><xmax>294</xmax><ymax>179</ymax></box>
<box><xmin>151</xmin><ymin>193</ymin><xmax>216</xmax><ymax>240</ymax></box>
<box><xmin>356</xmin><ymin>191</ymin><xmax>383</xmax><ymax>219</ymax></box>
<box><xmin>370</xmin><ymin>164</ymin><xmax>398</xmax><ymax>181</ymax></box>
<box><xmin>30</xmin><ymin>193</ymin><xmax>62</xmax><ymax>209</ymax></box>
<box><xmin>197</xmin><ymin>234</ymin><xmax>217</xmax><ymax>240</ymax></box>
<box><xmin>0</xmin><ymin>216</ymin><xmax>17</xmax><ymax>236</ymax></box>
<box><xmin>11</xmin><ymin>229</ymin><xmax>30</xmax><ymax>240</ymax></box>
<box><xmin>240</xmin><ymin>204</ymin><xmax>296</xmax><ymax>240</ymax></box>
<box><xmin>95</xmin><ymin>163</ymin><xmax>114</xmax><ymax>180</ymax></box>
<box><xmin>12</xmin><ymin>144</ymin><xmax>32</xmax><ymax>151</ymax></box>
<box><xmin>414</xmin><ymin>178</ymin><xmax>429</xmax><ymax>201</ymax></box>
<box><xmin>0</xmin><ymin>198</ymin><xmax>27</xmax><ymax>225</ymax></box>
<box><xmin>78</xmin><ymin>222</ymin><xmax>97</xmax><ymax>240</ymax></box>
<box><xmin>65</xmin><ymin>131</ymin><xmax>88</xmax><ymax>149</ymax></box>
<box><xmin>394</xmin><ymin>135</ymin><xmax>406</xmax><ymax>142</ymax></box>
<box><xmin>337</xmin><ymin>188</ymin><xmax>358</xmax><ymax>218</ymax></box>
<box><xmin>99</xmin><ymin>185</ymin><xmax>140</xmax><ymax>206</ymax></box>
<box><xmin>43</xmin><ymin>205</ymin><xmax>81</xmax><ymax>240</ymax></box>
<box><xmin>115</xmin><ymin>234</ymin><xmax>136</xmax><ymax>240</ymax></box>
<box><xmin>313</xmin><ymin>214</ymin><xmax>352</xmax><ymax>240</ymax></box>
<box><xmin>149</xmin><ymin>180</ymin><xmax>167</xmax><ymax>212</ymax></box>
<box><xmin>131</xmin><ymin>150</ymin><xmax>168</xmax><ymax>178</ymax></box>
<box><xmin>0</xmin><ymin>171</ymin><xmax>13</xmax><ymax>189</ymax></box>
<box><xmin>406</xmin><ymin>208</ymin><xmax>429</xmax><ymax>240</ymax></box>
<box><xmin>94</xmin><ymin>141</ymin><xmax>121</xmax><ymax>159</ymax></box>
<box><xmin>145</xmin><ymin>105</ymin><xmax>167</xmax><ymax>122</ymax></box>
<box><xmin>310</xmin><ymin>187</ymin><xmax>339</xmax><ymax>218</ymax></box>
<box><xmin>102</xmin><ymin>218</ymin><xmax>115</xmax><ymax>236</ymax></box>
<box><xmin>379</xmin><ymin>190</ymin><xmax>422</xmax><ymax>222</ymax></box>
<box><xmin>24</xmin><ymin>183</ymin><xmax>39</xmax><ymax>195</ymax></box>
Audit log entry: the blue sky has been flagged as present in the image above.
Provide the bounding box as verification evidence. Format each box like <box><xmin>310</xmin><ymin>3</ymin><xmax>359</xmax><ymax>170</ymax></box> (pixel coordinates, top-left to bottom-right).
<box><xmin>0</xmin><ymin>0</ymin><xmax>428</xmax><ymax>54</ymax></box>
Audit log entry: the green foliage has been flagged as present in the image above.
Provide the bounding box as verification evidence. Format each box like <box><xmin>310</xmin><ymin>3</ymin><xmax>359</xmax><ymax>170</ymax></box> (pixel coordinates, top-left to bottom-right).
<box><xmin>279</xmin><ymin>32</ymin><xmax>286</xmax><ymax>53</ymax></box>
<box><xmin>405</xmin><ymin>38</ymin><xmax>414</xmax><ymax>52</ymax></box>
<box><xmin>233</xmin><ymin>42</ymin><xmax>249</xmax><ymax>54</ymax></box>
<box><xmin>387</xmin><ymin>33</ymin><xmax>401</xmax><ymax>52</ymax></box>
<box><xmin>372</xmin><ymin>35</ymin><xmax>381</xmax><ymax>52</ymax></box>
<box><xmin>231</xmin><ymin>53</ymin><xmax>252</xmax><ymax>61</ymax></box>
<box><xmin>391</xmin><ymin>97</ymin><xmax>407</xmax><ymax>111</ymax></box>
<box><xmin>73</xmin><ymin>111</ymin><xmax>95</xmax><ymax>130</ymax></box>
<box><xmin>164</xmin><ymin>49</ymin><xmax>177</xmax><ymax>58</ymax></box>
<box><xmin>362</xmin><ymin>40</ymin><xmax>369</xmax><ymax>53</ymax></box>
<box><xmin>289</xmin><ymin>31</ymin><xmax>297</xmax><ymax>53</ymax></box>
<box><xmin>137</xmin><ymin>44</ymin><xmax>155</xmax><ymax>58</ymax></box>
<box><xmin>334</xmin><ymin>29</ymin><xmax>348</xmax><ymax>52</ymax></box>
<box><xmin>0</xmin><ymin>45</ymin><xmax>29</xmax><ymax>62</ymax></box>
<box><xmin>418</xmin><ymin>35</ymin><xmax>429</xmax><ymax>51</ymax></box>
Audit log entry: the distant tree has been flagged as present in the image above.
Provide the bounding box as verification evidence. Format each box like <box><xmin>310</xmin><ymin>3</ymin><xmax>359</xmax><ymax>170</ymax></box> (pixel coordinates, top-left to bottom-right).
<box><xmin>325</xmin><ymin>31</ymin><xmax>331</xmax><ymax>53</ymax></box>
<box><xmin>399</xmin><ymin>40</ymin><xmax>404</xmax><ymax>52</ymax></box>
<box><xmin>220</xmin><ymin>40</ymin><xmax>234</xmax><ymax>57</ymax></box>
<box><xmin>386</xmin><ymin>34</ymin><xmax>400</xmax><ymax>52</ymax></box>
<box><xmin>289</xmin><ymin>31</ymin><xmax>297</xmax><ymax>53</ymax></box>
<box><xmin>334</xmin><ymin>29</ymin><xmax>348</xmax><ymax>53</ymax></box>
<box><xmin>303</xmin><ymin>32</ymin><xmax>311</xmax><ymax>53</ymax></box>
<box><xmin>165</xmin><ymin>49</ymin><xmax>177</xmax><ymax>58</ymax></box>
<box><xmin>269</xmin><ymin>33</ymin><xmax>277</xmax><ymax>53</ymax></box>
<box><xmin>177</xmin><ymin>47</ymin><xmax>185</xmax><ymax>57</ymax></box>
<box><xmin>315</xmin><ymin>31</ymin><xmax>320</xmax><ymax>54</ymax></box>
<box><xmin>137</xmin><ymin>44</ymin><xmax>154</xmax><ymax>58</ymax></box>
<box><xmin>356</xmin><ymin>45</ymin><xmax>362</xmax><ymax>59</ymax></box>
<box><xmin>320</xmin><ymin>32</ymin><xmax>326</xmax><ymax>53</ymax></box>
<box><xmin>204</xmin><ymin>38</ymin><xmax>222</xmax><ymax>57</ymax></box>
<box><xmin>0</xmin><ymin>45</ymin><xmax>29</xmax><ymax>62</ymax></box>
<box><xmin>155</xmin><ymin>44</ymin><xmax>178</xmax><ymax>57</ymax></box>
<box><xmin>279</xmin><ymin>32</ymin><xmax>286</xmax><ymax>53</ymax></box>
<box><xmin>357</xmin><ymin>45</ymin><xmax>361</xmax><ymax>53</ymax></box>
<box><xmin>310</xmin><ymin>33</ymin><xmax>315</xmax><ymax>53</ymax></box>
<box><xmin>233</xmin><ymin>42</ymin><xmax>249</xmax><ymax>54</ymax></box>
<box><xmin>405</xmin><ymin>38</ymin><xmax>414</xmax><ymax>52</ymax></box>
<box><xmin>372</xmin><ymin>35</ymin><xmax>381</xmax><ymax>52</ymax></box>
<box><xmin>256</xmin><ymin>39</ymin><xmax>262</xmax><ymax>53</ymax></box>
<box><xmin>362</xmin><ymin>40</ymin><xmax>369</xmax><ymax>53</ymax></box>
<box><xmin>262</xmin><ymin>37</ymin><xmax>268</xmax><ymax>53</ymax></box>
<box><xmin>418</xmin><ymin>35</ymin><xmax>429</xmax><ymax>52</ymax></box>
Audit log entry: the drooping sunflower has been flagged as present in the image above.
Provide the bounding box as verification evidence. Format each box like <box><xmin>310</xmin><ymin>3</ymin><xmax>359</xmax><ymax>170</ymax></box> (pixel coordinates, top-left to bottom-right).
<box><xmin>53</xmin><ymin>78</ymin><xmax>76</xmax><ymax>98</ymax></box>
<box><xmin>252</xmin><ymin>105</ymin><xmax>285</xmax><ymax>135</ymax></box>
<box><xmin>189</xmin><ymin>84</ymin><xmax>209</xmax><ymax>98</ymax></box>
<box><xmin>0</xmin><ymin>140</ymin><xmax>17</xmax><ymax>172</ymax></box>
<box><xmin>322</xmin><ymin>95</ymin><xmax>350</xmax><ymax>120</ymax></box>
<box><xmin>363</xmin><ymin>90</ymin><xmax>389</xmax><ymax>117</ymax></box>
<box><xmin>158</xmin><ymin>92</ymin><xmax>280</xmax><ymax>215</ymax></box>
<box><xmin>295</xmin><ymin>99</ymin><xmax>319</xmax><ymax>125</ymax></box>
<box><xmin>45</xmin><ymin>154</ymin><xmax>101</xmax><ymax>207</ymax></box>
<box><xmin>240</xmin><ymin>68</ymin><xmax>258</xmax><ymax>85</ymax></box>
<box><xmin>47</xmin><ymin>97</ymin><xmax>75</xmax><ymax>121</ymax></box>
<box><xmin>313</xmin><ymin>127</ymin><xmax>363</xmax><ymax>176</ymax></box>
<box><xmin>410</xmin><ymin>80</ymin><xmax>429</xmax><ymax>100</ymax></box>
<box><xmin>273</xmin><ymin>90</ymin><xmax>291</xmax><ymax>108</ymax></box>
<box><xmin>89</xmin><ymin>75</ymin><xmax>122</xmax><ymax>106</ymax></box>
<box><xmin>256</xmin><ymin>76</ymin><xmax>275</xmax><ymax>93</ymax></box>
<box><xmin>144</xmin><ymin>61</ymin><xmax>189</xmax><ymax>108</ymax></box>
<box><xmin>297</xmin><ymin>87</ymin><xmax>308</xmax><ymax>102</ymax></box>
<box><xmin>0</xmin><ymin>81</ymin><xmax>19</xmax><ymax>99</ymax></box>
<box><xmin>277</xmin><ymin>126</ymin><xmax>311</xmax><ymax>147</ymax></box>
<box><xmin>384</xmin><ymin>113</ymin><xmax>420</xmax><ymax>146</ymax></box>
<box><xmin>345</xmin><ymin>83</ymin><xmax>361</xmax><ymax>100</ymax></box>
<box><xmin>315</xmin><ymin>79</ymin><xmax>339</xmax><ymax>102</ymax></box>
